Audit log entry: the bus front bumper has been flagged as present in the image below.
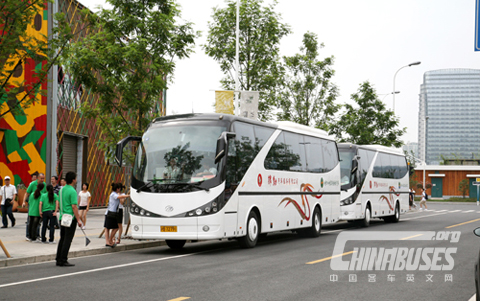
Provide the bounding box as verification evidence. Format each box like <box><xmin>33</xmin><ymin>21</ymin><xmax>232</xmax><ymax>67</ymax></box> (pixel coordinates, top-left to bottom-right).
<box><xmin>130</xmin><ymin>213</ymin><xmax>225</xmax><ymax>240</ymax></box>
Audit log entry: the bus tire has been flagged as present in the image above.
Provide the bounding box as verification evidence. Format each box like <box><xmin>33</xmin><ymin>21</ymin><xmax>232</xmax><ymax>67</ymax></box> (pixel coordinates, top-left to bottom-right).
<box><xmin>305</xmin><ymin>206</ymin><xmax>322</xmax><ymax>238</ymax></box>
<box><xmin>166</xmin><ymin>240</ymin><xmax>186</xmax><ymax>250</ymax></box>
<box><xmin>385</xmin><ymin>202</ymin><xmax>400</xmax><ymax>223</ymax></box>
<box><xmin>238</xmin><ymin>211</ymin><xmax>260</xmax><ymax>248</ymax></box>
<box><xmin>359</xmin><ymin>205</ymin><xmax>371</xmax><ymax>227</ymax></box>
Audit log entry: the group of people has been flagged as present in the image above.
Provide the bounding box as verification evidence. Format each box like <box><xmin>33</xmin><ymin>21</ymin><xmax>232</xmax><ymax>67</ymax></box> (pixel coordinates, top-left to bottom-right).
<box><xmin>20</xmin><ymin>173</ymin><xmax>92</xmax><ymax>243</ymax></box>
<box><xmin>1</xmin><ymin>171</ymin><xmax>131</xmax><ymax>267</ymax></box>
<box><xmin>409</xmin><ymin>188</ymin><xmax>429</xmax><ymax>211</ymax></box>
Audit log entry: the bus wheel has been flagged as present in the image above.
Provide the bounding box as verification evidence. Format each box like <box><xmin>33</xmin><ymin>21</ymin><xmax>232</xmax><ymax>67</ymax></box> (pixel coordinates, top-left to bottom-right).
<box><xmin>359</xmin><ymin>206</ymin><xmax>371</xmax><ymax>227</ymax></box>
<box><xmin>305</xmin><ymin>206</ymin><xmax>322</xmax><ymax>238</ymax></box>
<box><xmin>239</xmin><ymin>211</ymin><xmax>260</xmax><ymax>248</ymax></box>
<box><xmin>166</xmin><ymin>240</ymin><xmax>186</xmax><ymax>250</ymax></box>
<box><xmin>385</xmin><ymin>203</ymin><xmax>400</xmax><ymax>223</ymax></box>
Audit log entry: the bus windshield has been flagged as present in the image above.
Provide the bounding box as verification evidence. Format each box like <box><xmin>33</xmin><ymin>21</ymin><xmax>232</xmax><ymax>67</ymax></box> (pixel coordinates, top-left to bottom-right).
<box><xmin>133</xmin><ymin>123</ymin><xmax>227</xmax><ymax>187</ymax></box>
<box><xmin>339</xmin><ymin>149</ymin><xmax>355</xmax><ymax>186</ymax></box>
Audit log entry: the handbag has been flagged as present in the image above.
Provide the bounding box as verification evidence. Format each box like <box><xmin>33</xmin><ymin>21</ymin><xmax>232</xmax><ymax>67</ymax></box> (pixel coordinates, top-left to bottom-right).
<box><xmin>59</xmin><ymin>187</ymin><xmax>73</xmax><ymax>227</ymax></box>
<box><xmin>3</xmin><ymin>186</ymin><xmax>12</xmax><ymax>207</ymax></box>
<box><xmin>107</xmin><ymin>199</ymin><xmax>120</xmax><ymax>219</ymax></box>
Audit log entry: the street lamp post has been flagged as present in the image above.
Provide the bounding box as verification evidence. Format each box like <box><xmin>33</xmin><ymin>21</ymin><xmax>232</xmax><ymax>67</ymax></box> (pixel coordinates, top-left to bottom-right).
<box><xmin>423</xmin><ymin>116</ymin><xmax>429</xmax><ymax>189</ymax></box>
<box><xmin>393</xmin><ymin>61</ymin><xmax>421</xmax><ymax>113</ymax></box>
<box><xmin>382</xmin><ymin>91</ymin><xmax>400</xmax><ymax>102</ymax></box>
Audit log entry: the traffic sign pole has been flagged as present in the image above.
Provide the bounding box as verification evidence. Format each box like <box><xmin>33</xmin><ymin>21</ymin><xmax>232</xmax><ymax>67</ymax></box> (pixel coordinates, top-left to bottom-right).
<box><xmin>475</xmin><ymin>178</ymin><xmax>480</xmax><ymax>206</ymax></box>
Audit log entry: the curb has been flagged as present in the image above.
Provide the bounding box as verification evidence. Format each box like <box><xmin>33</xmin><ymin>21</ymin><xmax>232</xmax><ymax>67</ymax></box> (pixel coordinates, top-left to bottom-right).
<box><xmin>0</xmin><ymin>240</ymin><xmax>167</xmax><ymax>268</ymax></box>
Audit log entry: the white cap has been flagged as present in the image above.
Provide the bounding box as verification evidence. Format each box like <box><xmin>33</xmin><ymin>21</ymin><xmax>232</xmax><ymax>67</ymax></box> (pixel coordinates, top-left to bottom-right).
<box><xmin>4</xmin><ymin>176</ymin><xmax>10</xmax><ymax>180</ymax></box>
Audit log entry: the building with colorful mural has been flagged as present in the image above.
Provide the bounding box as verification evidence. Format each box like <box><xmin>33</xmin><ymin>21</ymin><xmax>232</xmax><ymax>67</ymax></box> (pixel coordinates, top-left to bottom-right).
<box><xmin>0</xmin><ymin>0</ymin><xmax>166</xmax><ymax>206</ymax></box>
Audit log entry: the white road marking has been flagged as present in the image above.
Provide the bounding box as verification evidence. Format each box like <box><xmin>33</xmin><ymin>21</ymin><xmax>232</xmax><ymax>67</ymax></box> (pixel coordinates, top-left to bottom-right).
<box><xmin>468</xmin><ymin>294</ymin><xmax>475</xmax><ymax>301</ymax></box>
<box><xmin>463</xmin><ymin>210</ymin><xmax>475</xmax><ymax>213</ymax></box>
<box><xmin>0</xmin><ymin>252</ymin><xmax>198</xmax><ymax>288</ymax></box>
<box><xmin>449</xmin><ymin>210</ymin><xmax>461</xmax><ymax>213</ymax></box>
<box><xmin>402</xmin><ymin>212</ymin><xmax>449</xmax><ymax>221</ymax></box>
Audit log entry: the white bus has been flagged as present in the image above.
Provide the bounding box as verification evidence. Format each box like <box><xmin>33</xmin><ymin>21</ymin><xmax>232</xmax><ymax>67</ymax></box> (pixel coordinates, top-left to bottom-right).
<box><xmin>115</xmin><ymin>113</ymin><xmax>341</xmax><ymax>249</ymax></box>
<box><xmin>338</xmin><ymin>143</ymin><xmax>409</xmax><ymax>227</ymax></box>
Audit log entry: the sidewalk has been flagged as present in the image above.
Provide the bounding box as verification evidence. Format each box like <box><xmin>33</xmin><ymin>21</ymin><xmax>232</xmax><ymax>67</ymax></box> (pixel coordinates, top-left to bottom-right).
<box><xmin>0</xmin><ymin>209</ymin><xmax>165</xmax><ymax>268</ymax></box>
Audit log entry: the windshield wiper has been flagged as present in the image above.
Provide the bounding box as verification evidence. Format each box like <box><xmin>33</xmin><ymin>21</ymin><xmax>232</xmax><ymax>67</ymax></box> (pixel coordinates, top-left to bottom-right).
<box><xmin>168</xmin><ymin>182</ymin><xmax>210</xmax><ymax>192</ymax></box>
<box><xmin>137</xmin><ymin>179</ymin><xmax>169</xmax><ymax>193</ymax></box>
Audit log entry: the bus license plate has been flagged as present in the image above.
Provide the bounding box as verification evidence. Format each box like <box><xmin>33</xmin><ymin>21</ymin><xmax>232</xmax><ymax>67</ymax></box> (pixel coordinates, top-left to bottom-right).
<box><xmin>161</xmin><ymin>226</ymin><xmax>177</xmax><ymax>232</ymax></box>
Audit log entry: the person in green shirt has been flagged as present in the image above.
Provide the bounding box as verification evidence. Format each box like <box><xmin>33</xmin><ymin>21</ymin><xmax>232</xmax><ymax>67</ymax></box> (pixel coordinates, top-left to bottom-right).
<box><xmin>55</xmin><ymin>171</ymin><xmax>83</xmax><ymax>267</ymax></box>
<box><xmin>27</xmin><ymin>182</ymin><xmax>44</xmax><ymax>242</ymax></box>
<box><xmin>40</xmin><ymin>184</ymin><xmax>59</xmax><ymax>243</ymax></box>
<box><xmin>23</xmin><ymin>173</ymin><xmax>46</xmax><ymax>239</ymax></box>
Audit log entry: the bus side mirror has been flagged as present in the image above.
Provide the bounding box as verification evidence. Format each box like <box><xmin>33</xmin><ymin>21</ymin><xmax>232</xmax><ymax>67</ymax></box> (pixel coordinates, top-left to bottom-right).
<box><xmin>115</xmin><ymin>136</ymin><xmax>142</xmax><ymax>167</ymax></box>
<box><xmin>215</xmin><ymin>132</ymin><xmax>236</xmax><ymax>164</ymax></box>
<box><xmin>474</xmin><ymin>227</ymin><xmax>480</xmax><ymax>237</ymax></box>
<box><xmin>351</xmin><ymin>160</ymin><xmax>358</xmax><ymax>174</ymax></box>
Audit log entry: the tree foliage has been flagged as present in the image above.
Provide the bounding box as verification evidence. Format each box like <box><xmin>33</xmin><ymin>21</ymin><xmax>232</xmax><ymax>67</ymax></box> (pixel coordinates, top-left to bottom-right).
<box><xmin>458</xmin><ymin>179</ymin><xmax>469</xmax><ymax>199</ymax></box>
<box><xmin>203</xmin><ymin>0</ymin><xmax>291</xmax><ymax>120</ymax></box>
<box><xmin>276</xmin><ymin>32</ymin><xmax>339</xmax><ymax>130</ymax></box>
<box><xmin>61</xmin><ymin>0</ymin><xmax>196</xmax><ymax>157</ymax></box>
<box><xmin>329</xmin><ymin>81</ymin><xmax>406</xmax><ymax>147</ymax></box>
<box><xmin>0</xmin><ymin>0</ymin><xmax>72</xmax><ymax>119</ymax></box>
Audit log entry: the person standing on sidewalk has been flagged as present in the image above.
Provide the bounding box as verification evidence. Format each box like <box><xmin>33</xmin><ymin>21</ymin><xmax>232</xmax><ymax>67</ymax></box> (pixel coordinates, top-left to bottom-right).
<box><xmin>1</xmin><ymin>176</ymin><xmax>17</xmax><ymax>228</ymax></box>
<box><xmin>28</xmin><ymin>183</ymin><xmax>44</xmax><ymax>242</ymax></box>
<box><xmin>78</xmin><ymin>183</ymin><xmax>91</xmax><ymax>230</ymax></box>
<box><xmin>56</xmin><ymin>171</ymin><xmax>83</xmax><ymax>267</ymax></box>
<box><xmin>104</xmin><ymin>183</ymin><xmax>129</xmax><ymax>247</ymax></box>
<box><xmin>40</xmin><ymin>184</ymin><xmax>59</xmax><ymax>243</ymax></box>
<box><xmin>420</xmin><ymin>188</ymin><xmax>428</xmax><ymax>211</ymax></box>
<box><xmin>24</xmin><ymin>173</ymin><xmax>45</xmax><ymax>239</ymax></box>
<box><xmin>50</xmin><ymin>176</ymin><xmax>61</xmax><ymax>229</ymax></box>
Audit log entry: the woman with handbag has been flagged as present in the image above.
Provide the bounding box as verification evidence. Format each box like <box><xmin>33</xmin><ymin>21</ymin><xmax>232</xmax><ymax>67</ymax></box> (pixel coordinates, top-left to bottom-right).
<box><xmin>40</xmin><ymin>184</ymin><xmax>59</xmax><ymax>243</ymax></box>
<box><xmin>104</xmin><ymin>183</ymin><xmax>129</xmax><ymax>247</ymax></box>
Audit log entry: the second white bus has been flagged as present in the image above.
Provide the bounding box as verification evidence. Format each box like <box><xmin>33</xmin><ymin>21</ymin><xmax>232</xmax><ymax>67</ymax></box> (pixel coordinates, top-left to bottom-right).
<box><xmin>338</xmin><ymin>143</ymin><xmax>409</xmax><ymax>226</ymax></box>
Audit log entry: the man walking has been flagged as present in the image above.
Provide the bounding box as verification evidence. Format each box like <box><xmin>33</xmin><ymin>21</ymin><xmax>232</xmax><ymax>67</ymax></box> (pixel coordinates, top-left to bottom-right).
<box><xmin>1</xmin><ymin>176</ymin><xmax>17</xmax><ymax>228</ymax></box>
<box><xmin>56</xmin><ymin>171</ymin><xmax>82</xmax><ymax>267</ymax></box>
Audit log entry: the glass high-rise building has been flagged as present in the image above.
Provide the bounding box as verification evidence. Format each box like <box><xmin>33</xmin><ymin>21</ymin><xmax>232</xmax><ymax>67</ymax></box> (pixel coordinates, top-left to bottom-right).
<box><xmin>418</xmin><ymin>69</ymin><xmax>480</xmax><ymax>164</ymax></box>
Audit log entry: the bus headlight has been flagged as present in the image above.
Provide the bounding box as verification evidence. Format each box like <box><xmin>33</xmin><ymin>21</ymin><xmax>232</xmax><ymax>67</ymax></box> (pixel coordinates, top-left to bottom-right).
<box><xmin>129</xmin><ymin>200</ymin><xmax>161</xmax><ymax>217</ymax></box>
<box><xmin>185</xmin><ymin>192</ymin><xmax>226</xmax><ymax>217</ymax></box>
<box><xmin>341</xmin><ymin>196</ymin><xmax>355</xmax><ymax>206</ymax></box>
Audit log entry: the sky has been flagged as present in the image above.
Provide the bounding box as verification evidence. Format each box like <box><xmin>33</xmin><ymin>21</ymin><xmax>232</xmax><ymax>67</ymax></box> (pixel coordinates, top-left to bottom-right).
<box><xmin>78</xmin><ymin>0</ymin><xmax>479</xmax><ymax>144</ymax></box>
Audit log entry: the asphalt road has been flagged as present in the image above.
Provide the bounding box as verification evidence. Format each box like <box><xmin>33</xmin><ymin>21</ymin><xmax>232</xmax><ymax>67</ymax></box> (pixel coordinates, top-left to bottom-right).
<box><xmin>1</xmin><ymin>203</ymin><xmax>479</xmax><ymax>301</ymax></box>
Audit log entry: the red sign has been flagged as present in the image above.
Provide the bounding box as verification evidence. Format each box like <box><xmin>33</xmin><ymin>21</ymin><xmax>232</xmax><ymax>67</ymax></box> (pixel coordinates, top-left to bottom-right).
<box><xmin>258</xmin><ymin>174</ymin><xmax>262</xmax><ymax>187</ymax></box>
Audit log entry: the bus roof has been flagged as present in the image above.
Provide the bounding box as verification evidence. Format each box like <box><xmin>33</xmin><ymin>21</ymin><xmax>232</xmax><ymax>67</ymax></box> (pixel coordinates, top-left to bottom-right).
<box><xmin>338</xmin><ymin>143</ymin><xmax>404</xmax><ymax>156</ymax></box>
<box><xmin>150</xmin><ymin>113</ymin><xmax>278</xmax><ymax>129</ymax></box>
<box><xmin>272</xmin><ymin>121</ymin><xmax>334</xmax><ymax>140</ymax></box>
<box><xmin>151</xmin><ymin>113</ymin><xmax>335</xmax><ymax>140</ymax></box>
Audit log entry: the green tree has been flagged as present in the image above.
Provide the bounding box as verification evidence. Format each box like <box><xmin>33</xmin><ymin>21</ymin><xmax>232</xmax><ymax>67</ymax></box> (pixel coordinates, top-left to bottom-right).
<box><xmin>61</xmin><ymin>0</ymin><xmax>196</xmax><ymax>157</ymax></box>
<box><xmin>0</xmin><ymin>0</ymin><xmax>72</xmax><ymax>118</ymax></box>
<box><xmin>276</xmin><ymin>32</ymin><xmax>339</xmax><ymax>130</ymax></box>
<box><xmin>203</xmin><ymin>0</ymin><xmax>291</xmax><ymax>120</ymax></box>
<box><xmin>329</xmin><ymin>81</ymin><xmax>406</xmax><ymax>147</ymax></box>
<box><xmin>458</xmin><ymin>179</ymin><xmax>469</xmax><ymax>199</ymax></box>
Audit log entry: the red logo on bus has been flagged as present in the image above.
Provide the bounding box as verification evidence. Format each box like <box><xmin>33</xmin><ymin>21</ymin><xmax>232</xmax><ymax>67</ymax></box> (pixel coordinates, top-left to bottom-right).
<box><xmin>258</xmin><ymin>174</ymin><xmax>262</xmax><ymax>187</ymax></box>
<box><xmin>369</xmin><ymin>181</ymin><xmax>372</xmax><ymax>189</ymax></box>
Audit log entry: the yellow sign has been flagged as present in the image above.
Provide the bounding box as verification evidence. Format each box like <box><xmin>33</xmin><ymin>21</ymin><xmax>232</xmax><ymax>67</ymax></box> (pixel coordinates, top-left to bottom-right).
<box><xmin>215</xmin><ymin>91</ymin><xmax>234</xmax><ymax>114</ymax></box>
<box><xmin>477</xmin><ymin>178</ymin><xmax>480</xmax><ymax>182</ymax></box>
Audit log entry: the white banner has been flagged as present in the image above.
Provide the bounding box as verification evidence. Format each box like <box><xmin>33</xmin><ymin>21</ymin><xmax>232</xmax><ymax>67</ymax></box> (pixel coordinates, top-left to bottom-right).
<box><xmin>239</xmin><ymin>91</ymin><xmax>259</xmax><ymax>120</ymax></box>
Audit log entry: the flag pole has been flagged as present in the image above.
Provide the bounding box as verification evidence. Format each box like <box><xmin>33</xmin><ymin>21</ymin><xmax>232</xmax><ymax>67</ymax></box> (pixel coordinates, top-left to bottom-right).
<box><xmin>234</xmin><ymin>0</ymin><xmax>240</xmax><ymax>116</ymax></box>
